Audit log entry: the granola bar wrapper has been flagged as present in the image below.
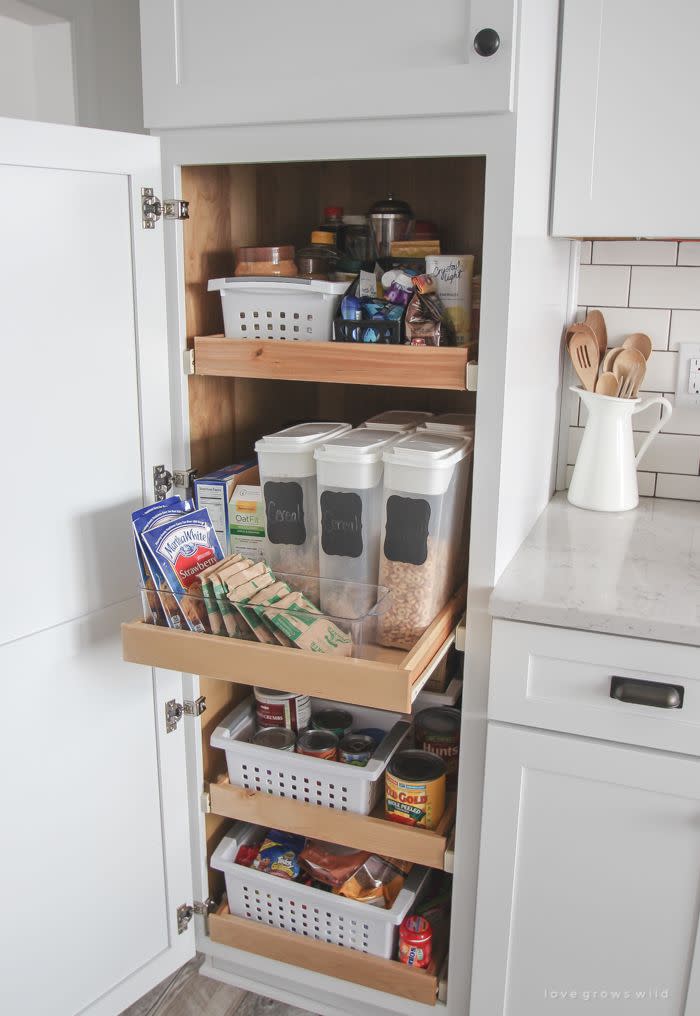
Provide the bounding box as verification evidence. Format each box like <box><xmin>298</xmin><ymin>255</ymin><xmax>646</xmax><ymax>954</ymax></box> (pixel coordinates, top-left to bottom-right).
<box><xmin>246</xmin><ymin>580</ymin><xmax>295</xmax><ymax>646</ymax></box>
<box><xmin>141</xmin><ymin>508</ymin><xmax>224</xmax><ymax>633</ymax></box>
<box><xmin>197</xmin><ymin>559</ymin><xmax>230</xmax><ymax>636</ymax></box>
<box><xmin>132</xmin><ymin>497</ymin><xmax>192</xmax><ymax>628</ymax></box>
<box><xmin>227</xmin><ymin>565</ymin><xmax>277</xmax><ymax>643</ymax></box>
<box><xmin>264</xmin><ymin>591</ymin><xmax>352</xmax><ymax>657</ymax></box>
<box><xmin>210</xmin><ymin>557</ymin><xmax>253</xmax><ymax>638</ymax></box>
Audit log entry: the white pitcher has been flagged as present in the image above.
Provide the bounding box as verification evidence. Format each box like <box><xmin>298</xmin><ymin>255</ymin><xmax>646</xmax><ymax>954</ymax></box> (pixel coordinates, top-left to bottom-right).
<box><xmin>568</xmin><ymin>387</ymin><xmax>673</xmax><ymax>512</ymax></box>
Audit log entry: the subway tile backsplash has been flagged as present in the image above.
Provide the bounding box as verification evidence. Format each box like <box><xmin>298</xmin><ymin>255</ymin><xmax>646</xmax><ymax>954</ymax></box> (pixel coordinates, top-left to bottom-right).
<box><xmin>562</xmin><ymin>240</ymin><xmax>700</xmax><ymax>501</ymax></box>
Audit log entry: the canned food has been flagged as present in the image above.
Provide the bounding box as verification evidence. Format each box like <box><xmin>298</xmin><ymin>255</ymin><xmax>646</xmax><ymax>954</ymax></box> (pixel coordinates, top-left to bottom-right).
<box><xmin>355</xmin><ymin>727</ymin><xmax>386</xmax><ymax>749</ymax></box>
<box><xmin>311</xmin><ymin>707</ymin><xmax>353</xmax><ymax>739</ymax></box>
<box><xmin>338</xmin><ymin>733</ymin><xmax>374</xmax><ymax>767</ymax></box>
<box><xmin>415</xmin><ymin>706</ymin><xmax>461</xmax><ymax>787</ymax></box>
<box><xmin>254</xmin><ymin>687</ymin><xmax>310</xmax><ymax>733</ymax></box>
<box><xmin>297</xmin><ymin>729</ymin><xmax>338</xmax><ymax>760</ymax></box>
<box><xmin>252</xmin><ymin>727</ymin><xmax>296</xmax><ymax>751</ymax></box>
<box><xmin>385</xmin><ymin>750</ymin><xmax>446</xmax><ymax>829</ymax></box>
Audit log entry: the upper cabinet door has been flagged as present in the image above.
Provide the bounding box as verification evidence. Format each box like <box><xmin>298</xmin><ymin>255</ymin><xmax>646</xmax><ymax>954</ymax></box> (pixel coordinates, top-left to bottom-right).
<box><xmin>552</xmin><ymin>0</ymin><xmax>700</xmax><ymax>237</ymax></box>
<box><xmin>140</xmin><ymin>0</ymin><xmax>516</xmax><ymax>128</ymax></box>
<box><xmin>0</xmin><ymin>118</ymin><xmax>195</xmax><ymax>1016</ymax></box>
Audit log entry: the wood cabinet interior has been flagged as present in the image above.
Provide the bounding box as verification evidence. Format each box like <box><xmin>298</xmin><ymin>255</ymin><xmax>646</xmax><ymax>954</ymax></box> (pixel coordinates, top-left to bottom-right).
<box><xmin>180</xmin><ymin>153</ymin><xmax>477</xmax><ymax>929</ymax></box>
<box><xmin>182</xmin><ymin>156</ymin><xmax>484</xmax><ymax>473</ymax></box>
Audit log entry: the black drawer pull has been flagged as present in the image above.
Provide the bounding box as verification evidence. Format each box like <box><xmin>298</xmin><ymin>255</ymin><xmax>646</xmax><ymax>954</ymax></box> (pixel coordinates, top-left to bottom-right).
<box><xmin>610</xmin><ymin>676</ymin><xmax>684</xmax><ymax>710</ymax></box>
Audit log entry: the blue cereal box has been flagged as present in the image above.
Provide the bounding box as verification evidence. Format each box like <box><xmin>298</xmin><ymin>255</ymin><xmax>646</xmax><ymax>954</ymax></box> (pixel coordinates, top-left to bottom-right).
<box><xmin>194</xmin><ymin>459</ymin><xmax>258</xmax><ymax>555</ymax></box>
<box><xmin>132</xmin><ymin>497</ymin><xmax>191</xmax><ymax>626</ymax></box>
<box><xmin>142</xmin><ymin>508</ymin><xmax>224</xmax><ymax>632</ymax></box>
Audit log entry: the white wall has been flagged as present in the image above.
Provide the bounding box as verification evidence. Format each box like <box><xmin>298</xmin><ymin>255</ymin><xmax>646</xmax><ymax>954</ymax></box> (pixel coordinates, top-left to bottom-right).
<box><xmin>0</xmin><ymin>0</ymin><xmax>143</xmax><ymax>131</ymax></box>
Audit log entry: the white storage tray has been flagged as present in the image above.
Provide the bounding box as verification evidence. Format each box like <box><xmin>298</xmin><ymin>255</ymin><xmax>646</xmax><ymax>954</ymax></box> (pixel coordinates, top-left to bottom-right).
<box><xmin>208</xmin><ymin>276</ymin><xmax>350</xmax><ymax>342</ymax></box>
<box><xmin>212</xmin><ymin>821</ymin><xmax>429</xmax><ymax>958</ymax></box>
<box><xmin>210</xmin><ymin>696</ymin><xmax>411</xmax><ymax>815</ymax></box>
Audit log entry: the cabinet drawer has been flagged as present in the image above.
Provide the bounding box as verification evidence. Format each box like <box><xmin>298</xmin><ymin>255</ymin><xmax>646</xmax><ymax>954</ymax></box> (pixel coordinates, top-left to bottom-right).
<box><xmin>489</xmin><ymin>620</ymin><xmax>700</xmax><ymax>756</ymax></box>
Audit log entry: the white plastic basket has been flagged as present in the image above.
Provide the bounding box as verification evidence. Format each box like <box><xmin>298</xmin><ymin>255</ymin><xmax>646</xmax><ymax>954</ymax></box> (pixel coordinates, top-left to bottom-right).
<box><xmin>212</xmin><ymin>821</ymin><xmax>429</xmax><ymax>958</ymax></box>
<box><xmin>210</xmin><ymin>696</ymin><xmax>411</xmax><ymax>815</ymax></box>
<box><xmin>208</xmin><ymin>277</ymin><xmax>350</xmax><ymax>342</ymax></box>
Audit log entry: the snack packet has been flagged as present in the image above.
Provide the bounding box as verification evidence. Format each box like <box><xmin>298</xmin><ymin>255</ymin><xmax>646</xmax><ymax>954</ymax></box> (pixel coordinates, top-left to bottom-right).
<box><xmin>264</xmin><ymin>591</ymin><xmax>352</xmax><ymax>656</ymax></box>
<box><xmin>227</xmin><ymin>564</ymin><xmax>277</xmax><ymax>643</ymax></box>
<box><xmin>141</xmin><ymin>508</ymin><xmax>224</xmax><ymax>632</ymax></box>
<box><xmin>245</xmin><ymin>580</ymin><xmax>295</xmax><ymax>646</ymax></box>
<box><xmin>336</xmin><ymin>855</ymin><xmax>412</xmax><ymax>908</ymax></box>
<box><xmin>252</xmin><ymin>830</ymin><xmax>306</xmax><ymax>880</ymax></box>
<box><xmin>405</xmin><ymin>274</ymin><xmax>455</xmax><ymax>347</ymax></box>
<box><xmin>196</xmin><ymin>558</ymin><xmax>229</xmax><ymax>636</ymax></box>
<box><xmin>210</xmin><ymin>556</ymin><xmax>254</xmax><ymax>637</ymax></box>
<box><xmin>132</xmin><ymin>498</ymin><xmax>192</xmax><ymax>628</ymax></box>
<box><xmin>299</xmin><ymin>841</ymin><xmax>370</xmax><ymax>889</ymax></box>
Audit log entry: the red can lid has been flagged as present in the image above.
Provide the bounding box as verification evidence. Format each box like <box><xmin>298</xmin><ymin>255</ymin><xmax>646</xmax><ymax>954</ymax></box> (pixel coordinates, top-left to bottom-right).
<box><xmin>400</xmin><ymin>915</ymin><xmax>432</xmax><ymax>943</ymax></box>
<box><xmin>324</xmin><ymin>205</ymin><xmax>344</xmax><ymax>219</ymax></box>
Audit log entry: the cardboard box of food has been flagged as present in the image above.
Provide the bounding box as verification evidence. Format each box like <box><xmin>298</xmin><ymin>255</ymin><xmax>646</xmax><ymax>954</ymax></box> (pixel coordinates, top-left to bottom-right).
<box><xmin>230</xmin><ymin>484</ymin><xmax>265</xmax><ymax>562</ymax></box>
<box><xmin>194</xmin><ymin>460</ymin><xmax>258</xmax><ymax>555</ymax></box>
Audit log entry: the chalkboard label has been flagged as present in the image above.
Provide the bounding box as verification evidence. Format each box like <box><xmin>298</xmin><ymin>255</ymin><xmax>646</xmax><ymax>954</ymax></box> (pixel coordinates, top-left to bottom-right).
<box><xmin>384</xmin><ymin>495</ymin><xmax>430</xmax><ymax>566</ymax></box>
<box><xmin>264</xmin><ymin>481</ymin><xmax>306</xmax><ymax>546</ymax></box>
<box><xmin>320</xmin><ymin>491</ymin><xmax>363</xmax><ymax>558</ymax></box>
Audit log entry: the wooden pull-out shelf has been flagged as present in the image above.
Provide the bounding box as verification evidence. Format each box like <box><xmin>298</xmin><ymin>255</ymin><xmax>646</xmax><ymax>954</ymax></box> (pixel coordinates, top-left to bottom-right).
<box><xmin>122</xmin><ymin>587</ymin><xmax>465</xmax><ymax>714</ymax></box>
<box><xmin>209</xmin><ymin>909</ymin><xmax>443</xmax><ymax>1006</ymax></box>
<box><xmin>209</xmin><ymin>780</ymin><xmax>457</xmax><ymax>870</ymax></box>
<box><xmin>193</xmin><ymin>336</ymin><xmax>471</xmax><ymax>391</ymax></box>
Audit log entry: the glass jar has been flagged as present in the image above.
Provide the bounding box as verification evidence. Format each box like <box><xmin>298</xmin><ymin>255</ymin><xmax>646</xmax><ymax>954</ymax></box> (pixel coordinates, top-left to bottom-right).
<box><xmin>342</xmin><ymin>215</ymin><xmax>372</xmax><ymax>261</ymax></box>
<box><xmin>234</xmin><ymin>244</ymin><xmax>298</xmax><ymax>277</ymax></box>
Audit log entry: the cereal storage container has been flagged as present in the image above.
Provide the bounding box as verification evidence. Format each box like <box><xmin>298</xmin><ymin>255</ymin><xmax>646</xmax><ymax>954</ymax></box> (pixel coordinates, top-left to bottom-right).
<box><xmin>378</xmin><ymin>433</ymin><xmax>473</xmax><ymax>649</ymax></box>
<box><xmin>315</xmin><ymin>428</ymin><xmax>400</xmax><ymax>616</ymax></box>
<box><xmin>418</xmin><ymin>412</ymin><xmax>475</xmax><ymax>437</ymax></box>
<box><xmin>359</xmin><ymin>410</ymin><xmax>434</xmax><ymax>434</ymax></box>
<box><xmin>256</xmin><ymin>422</ymin><xmax>351</xmax><ymax>580</ymax></box>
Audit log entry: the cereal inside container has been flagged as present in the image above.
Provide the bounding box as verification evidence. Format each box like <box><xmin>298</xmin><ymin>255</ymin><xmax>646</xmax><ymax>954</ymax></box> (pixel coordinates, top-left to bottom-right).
<box><xmin>314</xmin><ymin>428</ymin><xmax>401</xmax><ymax>617</ymax></box>
<box><xmin>378</xmin><ymin>433</ymin><xmax>473</xmax><ymax>650</ymax></box>
<box><xmin>255</xmin><ymin>422</ymin><xmax>351</xmax><ymax>589</ymax></box>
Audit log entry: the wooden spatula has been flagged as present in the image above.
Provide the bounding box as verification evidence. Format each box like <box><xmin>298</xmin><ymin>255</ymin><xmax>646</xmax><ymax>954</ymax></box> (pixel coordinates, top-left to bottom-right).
<box><xmin>623</xmin><ymin>332</ymin><xmax>653</xmax><ymax>361</ymax></box>
<box><xmin>602</xmin><ymin>346</ymin><xmax>624</xmax><ymax>373</ymax></box>
<box><xmin>568</xmin><ymin>324</ymin><xmax>600</xmax><ymax>392</ymax></box>
<box><xmin>585</xmin><ymin>309</ymin><xmax>607</xmax><ymax>359</ymax></box>
<box><xmin>613</xmin><ymin>347</ymin><xmax>647</xmax><ymax>398</ymax></box>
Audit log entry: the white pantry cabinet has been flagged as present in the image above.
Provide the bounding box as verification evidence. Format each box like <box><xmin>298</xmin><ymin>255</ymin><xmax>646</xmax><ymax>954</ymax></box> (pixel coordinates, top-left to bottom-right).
<box><xmin>470</xmin><ymin>723</ymin><xmax>700</xmax><ymax>1015</ymax></box>
<box><xmin>139</xmin><ymin>0</ymin><xmax>516</xmax><ymax>128</ymax></box>
<box><xmin>552</xmin><ymin>0</ymin><xmax>700</xmax><ymax>237</ymax></box>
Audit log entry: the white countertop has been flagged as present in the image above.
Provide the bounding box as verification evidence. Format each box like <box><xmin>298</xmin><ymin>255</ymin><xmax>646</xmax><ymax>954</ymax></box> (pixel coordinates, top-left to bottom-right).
<box><xmin>490</xmin><ymin>493</ymin><xmax>700</xmax><ymax>646</ymax></box>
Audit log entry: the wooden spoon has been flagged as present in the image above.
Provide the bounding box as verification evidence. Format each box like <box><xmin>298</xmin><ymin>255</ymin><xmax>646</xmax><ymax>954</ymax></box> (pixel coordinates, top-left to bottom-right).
<box><xmin>602</xmin><ymin>346</ymin><xmax>624</xmax><ymax>373</ymax></box>
<box><xmin>623</xmin><ymin>331</ymin><xmax>653</xmax><ymax>361</ymax></box>
<box><xmin>585</xmin><ymin>309</ymin><xmax>607</xmax><ymax>359</ymax></box>
<box><xmin>595</xmin><ymin>371</ymin><xmax>620</xmax><ymax>396</ymax></box>
<box><xmin>568</xmin><ymin>324</ymin><xmax>600</xmax><ymax>392</ymax></box>
<box><xmin>613</xmin><ymin>347</ymin><xmax>647</xmax><ymax>398</ymax></box>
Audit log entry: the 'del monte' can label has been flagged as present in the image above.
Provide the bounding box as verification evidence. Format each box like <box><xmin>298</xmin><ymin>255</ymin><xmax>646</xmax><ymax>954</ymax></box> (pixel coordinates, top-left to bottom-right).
<box><xmin>385</xmin><ymin>750</ymin><xmax>446</xmax><ymax>830</ymax></box>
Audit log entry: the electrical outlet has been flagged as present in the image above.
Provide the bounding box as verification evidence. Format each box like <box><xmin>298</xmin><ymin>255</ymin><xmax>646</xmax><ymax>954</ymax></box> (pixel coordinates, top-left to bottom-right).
<box><xmin>675</xmin><ymin>342</ymin><xmax>700</xmax><ymax>408</ymax></box>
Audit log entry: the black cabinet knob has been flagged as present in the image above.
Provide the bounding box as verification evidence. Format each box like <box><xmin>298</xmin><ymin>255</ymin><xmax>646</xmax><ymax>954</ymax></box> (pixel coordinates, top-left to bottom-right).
<box><xmin>474</xmin><ymin>28</ymin><xmax>501</xmax><ymax>57</ymax></box>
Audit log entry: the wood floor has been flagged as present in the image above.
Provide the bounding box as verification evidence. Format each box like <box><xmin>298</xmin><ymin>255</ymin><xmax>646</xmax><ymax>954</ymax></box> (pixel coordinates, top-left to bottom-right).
<box><xmin>120</xmin><ymin>954</ymin><xmax>312</xmax><ymax>1016</ymax></box>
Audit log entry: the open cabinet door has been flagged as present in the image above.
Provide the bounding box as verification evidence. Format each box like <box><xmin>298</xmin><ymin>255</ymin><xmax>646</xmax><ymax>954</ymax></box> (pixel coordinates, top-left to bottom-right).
<box><xmin>0</xmin><ymin>119</ymin><xmax>194</xmax><ymax>1015</ymax></box>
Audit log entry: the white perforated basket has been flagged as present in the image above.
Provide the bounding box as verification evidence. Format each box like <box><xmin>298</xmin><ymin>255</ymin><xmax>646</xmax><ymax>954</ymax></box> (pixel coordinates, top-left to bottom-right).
<box><xmin>208</xmin><ymin>277</ymin><xmax>350</xmax><ymax>342</ymax></box>
<box><xmin>210</xmin><ymin>696</ymin><xmax>411</xmax><ymax>815</ymax></box>
<box><xmin>212</xmin><ymin>822</ymin><xmax>429</xmax><ymax>957</ymax></box>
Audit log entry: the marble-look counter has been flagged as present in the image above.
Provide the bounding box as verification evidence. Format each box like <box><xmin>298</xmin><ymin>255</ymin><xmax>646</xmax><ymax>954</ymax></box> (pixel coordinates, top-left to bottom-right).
<box><xmin>490</xmin><ymin>492</ymin><xmax>700</xmax><ymax>646</ymax></box>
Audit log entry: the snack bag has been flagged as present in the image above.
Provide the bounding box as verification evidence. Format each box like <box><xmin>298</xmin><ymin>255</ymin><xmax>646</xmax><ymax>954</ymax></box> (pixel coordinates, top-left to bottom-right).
<box><xmin>265</xmin><ymin>591</ymin><xmax>352</xmax><ymax>657</ymax></box>
<box><xmin>227</xmin><ymin>564</ymin><xmax>277</xmax><ymax>643</ymax></box>
<box><xmin>252</xmin><ymin>830</ymin><xmax>306</xmax><ymax>880</ymax></box>
<box><xmin>210</xmin><ymin>556</ymin><xmax>253</xmax><ymax>638</ymax></box>
<box><xmin>336</xmin><ymin>855</ymin><xmax>412</xmax><ymax>908</ymax></box>
<box><xmin>196</xmin><ymin>558</ymin><xmax>230</xmax><ymax>636</ymax></box>
<box><xmin>141</xmin><ymin>508</ymin><xmax>224</xmax><ymax>632</ymax></box>
<box><xmin>299</xmin><ymin>841</ymin><xmax>370</xmax><ymax>889</ymax></box>
<box><xmin>132</xmin><ymin>498</ymin><xmax>192</xmax><ymax>628</ymax></box>
<box><xmin>405</xmin><ymin>274</ymin><xmax>455</xmax><ymax>347</ymax></box>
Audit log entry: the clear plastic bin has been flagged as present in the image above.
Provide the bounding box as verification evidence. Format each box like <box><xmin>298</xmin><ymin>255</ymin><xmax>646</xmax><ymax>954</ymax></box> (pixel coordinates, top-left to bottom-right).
<box><xmin>377</xmin><ymin>433</ymin><xmax>473</xmax><ymax>649</ymax></box>
<box><xmin>256</xmin><ymin>422</ymin><xmax>350</xmax><ymax>579</ymax></box>
<box><xmin>359</xmin><ymin>410</ymin><xmax>434</xmax><ymax>434</ymax></box>
<box><xmin>138</xmin><ymin>572</ymin><xmax>390</xmax><ymax>658</ymax></box>
<box><xmin>315</xmin><ymin>428</ymin><xmax>400</xmax><ymax>616</ymax></box>
<box><xmin>418</xmin><ymin>412</ymin><xmax>475</xmax><ymax>437</ymax></box>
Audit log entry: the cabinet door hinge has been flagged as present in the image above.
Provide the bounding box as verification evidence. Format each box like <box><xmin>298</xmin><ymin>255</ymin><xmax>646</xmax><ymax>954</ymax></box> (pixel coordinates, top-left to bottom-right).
<box><xmin>142</xmin><ymin>187</ymin><xmax>190</xmax><ymax>229</ymax></box>
<box><xmin>177</xmin><ymin>898</ymin><xmax>215</xmax><ymax>934</ymax></box>
<box><xmin>152</xmin><ymin>465</ymin><xmax>197</xmax><ymax>501</ymax></box>
<box><xmin>165</xmin><ymin>696</ymin><xmax>207</xmax><ymax>733</ymax></box>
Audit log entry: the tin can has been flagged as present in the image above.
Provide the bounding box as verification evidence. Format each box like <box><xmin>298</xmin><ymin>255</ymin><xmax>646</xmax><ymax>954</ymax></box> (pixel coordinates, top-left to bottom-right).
<box><xmin>254</xmin><ymin>687</ymin><xmax>310</xmax><ymax>733</ymax></box>
<box><xmin>252</xmin><ymin>727</ymin><xmax>296</xmax><ymax>752</ymax></box>
<box><xmin>385</xmin><ymin>750</ymin><xmax>446</xmax><ymax>829</ymax></box>
<box><xmin>355</xmin><ymin>727</ymin><xmax>386</xmax><ymax>749</ymax></box>
<box><xmin>399</xmin><ymin>915</ymin><xmax>432</xmax><ymax>968</ymax></box>
<box><xmin>297</xmin><ymin>729</ymin><xmax>338</xmax><ymax>760</ymax></box>
<box><xmin>415</xmin><ymin>706</ymin><xmax>461</xmax><ymax>788</ymax></box>
<box><xmin>338</xmin><ymin>733</ymin><xmax>374</xmax><ymax>767</ymax></box>
<box><xmin>311</xmin><ymin>707</ymin><xmax>353</xmax><ymax>739</ymax></box>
